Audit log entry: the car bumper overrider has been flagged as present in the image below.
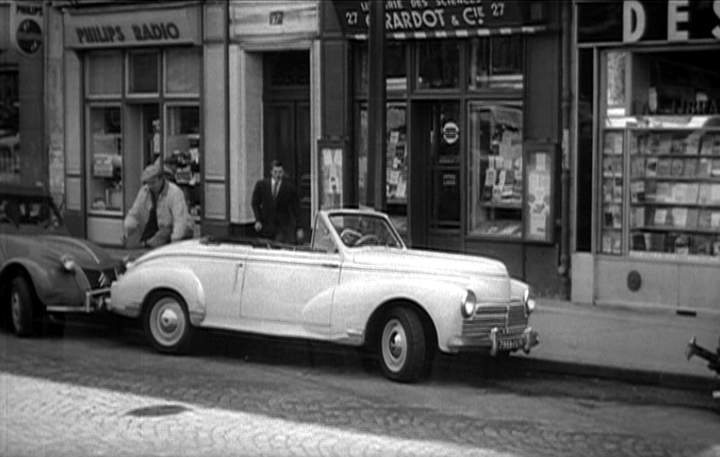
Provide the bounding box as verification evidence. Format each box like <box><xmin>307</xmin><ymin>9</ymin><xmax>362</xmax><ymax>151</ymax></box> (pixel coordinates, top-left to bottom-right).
<box><xmin>447</xmin><ymin>300</ymin><xmax>540</xmax><ymax>354</ymax></box>
<box><xmin>45</xmin><ymin>287</ymin><xmax>111</xmax><ymax>313</ymax></box>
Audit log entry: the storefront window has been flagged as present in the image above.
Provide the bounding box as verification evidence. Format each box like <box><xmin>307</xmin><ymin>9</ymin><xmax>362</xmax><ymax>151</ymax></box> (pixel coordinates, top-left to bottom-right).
<box><xmin>0</xmin><ymin>68</ymin><xmax>20</xmax><ymax>183</ymax></box>
<box><xmin>87</xmin><ymin>52</ymin><xmax>122</xmax><ymax>96</ymax></box>
<box><xmin>87</xmin><ymin>106</ymin><xmax>122</xmax><ymax>213</ymax></box>
<box><xmin>417</xmin><ymin>40</ymin><xmax>460</xmax><ymax>90</ymax></box>
<box><xmin>599</xmin><ymin>49</ymin><xmax>720</xmax><ymax>259</ymax></box>
<box><xmin>165</xmin><ymin>48</ymin><xmax>200</xmax><ymax>95</ymax></box>
<box><xmin>468</xmin><ymin>36</ymin><xmax>524</xmax><ymax>90</ymax></box>
<box><xmin>354</xmin><ymin>42</ymin><xmax>407</xmax><ymax>94</ymax></box>
<box><xmin>356</xmin><ymin>102</ymin><xmax>409</xmax><ymax>235</ymax></box>
<box><xmin>165</xmin><ymin>104</ymin><xmax>201</xmax><ymax>221</ymax></box>
<box><xmin>128</xmin><ymin>51</ymin><xmax>159</xmax><ymax>94</ymax></box>
<box><xmin>468</xmin><ymin>103</ymin><xmax>523</xmax><ymax>238</ymax></box>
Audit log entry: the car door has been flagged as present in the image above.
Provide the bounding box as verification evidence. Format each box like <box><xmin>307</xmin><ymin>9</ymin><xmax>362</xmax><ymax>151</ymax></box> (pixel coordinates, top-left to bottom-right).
<box><xmin>189</xmin><ymin>242</ymin><xmax>249</xmax><ymax>326</ymax></box>
<box><xmin>240</xmin><ymin>219</ymin><xmax>341</xmax><ymax>334</ymax></box>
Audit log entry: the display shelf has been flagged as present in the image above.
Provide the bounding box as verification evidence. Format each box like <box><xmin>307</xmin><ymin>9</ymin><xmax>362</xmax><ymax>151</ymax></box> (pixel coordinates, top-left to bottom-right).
<box><xmin>480</xmin><ymin>201</ymin><xmax>521</xmax><ymax>210</ymax></box>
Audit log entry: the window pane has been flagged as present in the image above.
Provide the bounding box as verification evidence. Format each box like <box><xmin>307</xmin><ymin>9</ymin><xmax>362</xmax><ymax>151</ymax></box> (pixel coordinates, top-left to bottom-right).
<box><xmin>87</xmin><ymin>52</ymin><xmax>122</xmax><ymax>95</ymax></box>
<box><xmin>129</xmin><ymin>51</ymin><xmax>159</xmax><ymax>94</ymax></box>
<box><xmin>166</xmin><ymin>48</ymin><xmax>200</xmax><ymax>94</ymax></box>
<box><xmin>166</xmin><ymin>105</ymin><xmax>201</xmax><ymax>221</ymax></box>
<box><xmin>417</xmin><ymin>40</ymin><xmax>459</xmax><ymax>89</ymax></box>
<box><xmin>88</xmin><ymin>106</ymin><xmax>123</xmax><ymax>213</ymax></box>
<box><xmin>469</xmin><ymin>37</ymin><xmax>523</xmax><ymax>90</ymax></box>
<box><xmin>468</xmin><ymin>104</ymin><xmax>523</xmax><ymax>238</ymax></box>
<box><xmin>354</xmin><ymin>43</ymin><xmax>407</xmax><ymax>94</ymax></box>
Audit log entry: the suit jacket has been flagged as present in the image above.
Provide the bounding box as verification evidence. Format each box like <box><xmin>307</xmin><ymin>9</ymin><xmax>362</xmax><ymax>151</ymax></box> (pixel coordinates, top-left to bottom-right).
<box><xmin>251</xmin><ymin>178</ymin><xmax>299</xmax><ymax>239</ymax></box>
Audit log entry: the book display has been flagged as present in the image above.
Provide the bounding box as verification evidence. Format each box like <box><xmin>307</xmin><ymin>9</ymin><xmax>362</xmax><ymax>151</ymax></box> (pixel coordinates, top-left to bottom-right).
<box><xmin>625</xmin><ymin>128</ymin><xmax>720</xmax><ymax>258</ymax></box>
<box><xmin>600</xmin><ymin>130</ymin><xmax>624</xmax><ymax>254</ymax></box>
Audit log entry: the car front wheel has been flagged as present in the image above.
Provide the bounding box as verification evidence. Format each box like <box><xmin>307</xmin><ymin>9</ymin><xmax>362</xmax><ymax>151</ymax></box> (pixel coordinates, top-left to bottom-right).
<box><xmin>10</xmin><ymin>276</ymin><xmax>38</xmax><ymax>337</ymax></box>
<box><xmin>143</xmin><ymin>292</ymin><xmax>192</xmax><ymax>354</ymax></box>
<box><xmin>378</xmin><ymin>307</ymin><xmax>427</xmax><ymax>382</ymax></box>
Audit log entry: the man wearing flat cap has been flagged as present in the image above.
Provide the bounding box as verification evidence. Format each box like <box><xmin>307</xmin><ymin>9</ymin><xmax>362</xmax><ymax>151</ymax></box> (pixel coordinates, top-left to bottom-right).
<box><xmin>123</xmin><ymin>160</ymin><xmax>193</xmax><ymax>249</ymax></box>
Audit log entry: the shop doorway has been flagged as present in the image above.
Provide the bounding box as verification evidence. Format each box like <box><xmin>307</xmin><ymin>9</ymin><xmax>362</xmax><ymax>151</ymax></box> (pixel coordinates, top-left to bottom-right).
<box><xmin>263</xmin><ymin>51</ymin><xmax>311</xmax><ymax>232</ymax></box>
<box><xmin>409</xmin><ymin>101</ymin><xmax>462</xmax><ymax>251</ymax></box>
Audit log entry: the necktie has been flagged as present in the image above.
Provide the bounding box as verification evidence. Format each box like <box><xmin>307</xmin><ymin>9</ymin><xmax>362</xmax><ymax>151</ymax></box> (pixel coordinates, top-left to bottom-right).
<box><xmin>272</xmin><ymin>179</ymin><xmax>279</xmax><ymax>198</ymax></box>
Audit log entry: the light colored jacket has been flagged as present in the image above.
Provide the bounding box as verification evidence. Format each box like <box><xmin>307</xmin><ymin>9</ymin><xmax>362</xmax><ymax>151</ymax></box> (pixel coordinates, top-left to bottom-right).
<box><xmin>123</xmin><ymin>181</ymin><xmax>193</xmax><ymax>248</ymax></box>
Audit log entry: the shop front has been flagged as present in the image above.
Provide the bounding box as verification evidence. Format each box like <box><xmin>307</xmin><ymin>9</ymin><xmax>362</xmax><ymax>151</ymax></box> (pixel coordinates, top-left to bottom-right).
<box><xmin>46</xmin><ymin>1</ymin><xmax>210</xmax><ymax>246</ymax></box>
<box><xmin>573</xmin><ymin>0</ymin><xmax>720</xmax><ymax>313</ymax></box>
<box><xmin>325</xmin><ymin>1</ymin><xmax>565</xmax><ymax>293</ymax></box>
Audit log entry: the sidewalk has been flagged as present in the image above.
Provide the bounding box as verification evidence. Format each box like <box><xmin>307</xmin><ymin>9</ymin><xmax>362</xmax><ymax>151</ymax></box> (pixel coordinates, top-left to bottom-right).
<box><xmin>520</xmin><ymin>298</ymin><xmax>719</xmax><ymax>388</ymax></box>
<box><xmin>105</xmin><ymin>248</ymin><xmax>719</xmax><ymax>388</ymax></box>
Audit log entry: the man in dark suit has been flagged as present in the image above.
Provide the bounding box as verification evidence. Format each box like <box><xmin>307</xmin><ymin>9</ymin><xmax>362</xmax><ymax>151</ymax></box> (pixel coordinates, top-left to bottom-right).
<box><xmin>251</xmin><ymin>160</ymin><xmax>304</xmax><ymax>244</ymax></box>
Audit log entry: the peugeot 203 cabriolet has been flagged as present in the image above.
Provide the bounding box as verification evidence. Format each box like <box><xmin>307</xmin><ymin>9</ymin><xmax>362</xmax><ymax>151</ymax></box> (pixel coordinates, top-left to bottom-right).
<box><xmin>109</xmin><ymin>209</ymin><xmax>538</xmax><ymax>382</ymax></box>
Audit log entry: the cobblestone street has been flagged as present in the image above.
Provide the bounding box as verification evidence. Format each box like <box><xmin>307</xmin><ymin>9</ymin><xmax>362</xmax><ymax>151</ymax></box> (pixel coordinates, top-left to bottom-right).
<box><xmin>1</xmin><ymin>321</ymin><xmax>718</xmax><ymax>457</ymax></box>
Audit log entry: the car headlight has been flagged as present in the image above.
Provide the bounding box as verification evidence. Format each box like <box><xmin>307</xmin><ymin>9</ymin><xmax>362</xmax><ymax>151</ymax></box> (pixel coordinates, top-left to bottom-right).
<box><xmin>60</xmin><ymin>254</ymin><xmax>77</xmax><ymax>272</ymax></box>
<box><xmin>523</xmin><ymin>288</ymin><xmax>536</xmax><ymax>315</ymax></box>
<box><xmin>461</xmin><ymin>290</ymin><xmax>477</xmax><ymax>318</ymax></box>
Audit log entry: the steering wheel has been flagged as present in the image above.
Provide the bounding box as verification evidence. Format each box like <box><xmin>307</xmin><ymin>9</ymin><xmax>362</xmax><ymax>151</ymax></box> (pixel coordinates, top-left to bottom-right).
<box><xmin>339</xmin><ymin>228</ymin><xmax>362</xmax><ymax>246</ymax></box>
<box><xmin>354</xmin><ymin>234</ymin><xmax>380</xmax><ymax>247</ymax></box>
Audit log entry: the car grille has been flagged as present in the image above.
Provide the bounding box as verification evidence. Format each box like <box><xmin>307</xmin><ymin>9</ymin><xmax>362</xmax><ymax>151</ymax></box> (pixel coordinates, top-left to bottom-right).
<box><xmin>82</xmin><ymin>268</ymin><xmax>117</xmax><ymax>289</ymax></box>
<box><xmin>461</xmin><ymin>301</ymin><xmax>528</xmax><ymax>341</ymax></box>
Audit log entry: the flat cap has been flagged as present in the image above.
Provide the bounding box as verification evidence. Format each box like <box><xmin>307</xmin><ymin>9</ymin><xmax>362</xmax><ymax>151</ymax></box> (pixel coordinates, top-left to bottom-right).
<box><xmin>141</xmin><ymin>161</ymin><xmax>163</xmax><ymax>183</ymax></box>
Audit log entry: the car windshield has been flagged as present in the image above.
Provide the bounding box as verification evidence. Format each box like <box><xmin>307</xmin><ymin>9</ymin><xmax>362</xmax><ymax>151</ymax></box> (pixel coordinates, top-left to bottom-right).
<box><xmin>0</xmin><ymin>194</ymin><xmax>63</xmax><ymax>233</ymax></box>
<box><xmin>328</xmin><ymin>214</ymin><xmax>403</xmax><ymax>248</ymax></box>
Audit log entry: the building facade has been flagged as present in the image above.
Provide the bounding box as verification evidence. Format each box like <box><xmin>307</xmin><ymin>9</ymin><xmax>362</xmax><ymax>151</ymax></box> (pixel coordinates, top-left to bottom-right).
<box><xmin>42</xmin><ymin>0</ymin><xmax>568</xmax><ymax>297</ymax></box>
<box><xmin>571</xmin><ymin>0</ymin><xmax>720</xmax><ymax>313</ymax></box>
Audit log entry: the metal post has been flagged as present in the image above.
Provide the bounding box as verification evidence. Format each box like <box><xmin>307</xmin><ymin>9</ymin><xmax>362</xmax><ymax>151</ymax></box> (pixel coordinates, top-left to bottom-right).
<box><xmin>367</xmin><ymin>0</ymin><xmax>386</xmax><ymax>210</ymax></box>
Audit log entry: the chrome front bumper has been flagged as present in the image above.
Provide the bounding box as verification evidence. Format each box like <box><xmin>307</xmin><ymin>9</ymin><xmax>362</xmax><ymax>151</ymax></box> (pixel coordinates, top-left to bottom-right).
<box><xmin>489</xmin><ymin>326</ymin><xmax>539</xmax><ymax>356</ymax></box>
<box><xmin>45</xmin><ymin>288</ymin><xmax>111</xmax><ymax>314</ymax></box>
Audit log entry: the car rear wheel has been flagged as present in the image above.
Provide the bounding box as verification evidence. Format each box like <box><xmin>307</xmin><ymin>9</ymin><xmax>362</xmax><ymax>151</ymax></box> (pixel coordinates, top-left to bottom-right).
<box><xmin>10</xmin><ymin>276</ymin><xmax>38</xmax><ymax>337</ymax></box>
<box><xmin>378</xmin><ymin>307</ymin><xmax>427</xmax><ymax>382</ymax></box>
<box><xmin>143</xmin><ymin>291</ymin><xmax>192</xmax><ymax>354</ymax></box>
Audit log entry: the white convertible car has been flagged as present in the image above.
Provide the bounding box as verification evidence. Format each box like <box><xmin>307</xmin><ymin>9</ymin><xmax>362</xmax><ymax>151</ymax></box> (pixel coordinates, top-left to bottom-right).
<box><xmin>109</xmin><ymin>209</ymin><xmax>538</xmax><ymax>382</ymax></box>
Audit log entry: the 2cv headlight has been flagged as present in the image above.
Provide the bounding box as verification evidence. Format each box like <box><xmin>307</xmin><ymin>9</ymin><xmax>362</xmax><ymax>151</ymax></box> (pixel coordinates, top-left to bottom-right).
<box><xmin>461</xmin><ymin>290</ymin><xmax>477</xmax><ymax>318</ymax></box>
<box><xmin>60</xmin><ymin>254</ymin><xmax>77</xmax><ymax>272</ymax></box>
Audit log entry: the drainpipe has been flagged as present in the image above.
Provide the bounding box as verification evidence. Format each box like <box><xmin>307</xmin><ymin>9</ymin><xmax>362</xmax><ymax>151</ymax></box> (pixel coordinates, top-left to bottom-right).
<box><xmin>558</xmin><ymin>1</ymin><xmax>572</xmax><ymax>298</ymax></box>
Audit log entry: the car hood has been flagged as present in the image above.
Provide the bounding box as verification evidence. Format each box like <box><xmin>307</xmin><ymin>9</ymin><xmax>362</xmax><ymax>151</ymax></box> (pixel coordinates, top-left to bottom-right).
<box><xmin>2</xmin><ymin>234</ymin><xmax>116</xmax><ymax>269</ymax></box>
<box><xmin>349</xmin><ymin>248</ymin><xmax>508</xmax><ymax>278</ymax></box>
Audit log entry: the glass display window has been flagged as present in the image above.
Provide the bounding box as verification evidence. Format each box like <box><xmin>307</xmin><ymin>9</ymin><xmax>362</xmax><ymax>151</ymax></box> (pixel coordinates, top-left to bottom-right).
<box><xmin>468</xmin><ymin>103</ymin><xmax>524</xmax><ymax>238</ymax></box>
<box><xmin>165</xmin><ymin>47</ymin><xmax>201</xmax><ymax>95</ymax></box>
<box><xmin>356</xmin><ymin>102</ymin><xmax>409</xmax><ymax>236</ymax></box>
<box><xmin>353</xmin><ymin>42</ymin><xmax>407</xmax><ymax>94</ymax></box>
<box><xmin>599</xmin><ymin>47</ymin><xmax>720</xmax><ymax>260</ymax></box>
<box><xmin>128</xmin><ymin>50</ymin><xmax>159</xmax><ymax>95</ymax></box>
<box><xmin>468</xmin><ymin>36</ymin><xmax>524</xmax><ymax>90</ymax></box>
<box><xmin>165</xmin><ymin>104</ymin><xmax>201</xmax><ymax>220</ymax></box>
<box><xmin>416</xmin><ymin>40</ymin><xmax>460</xmax><ymax>90</ymax></box>
<box><xmin>86</xmin><ymin>51</ymin><xmax>122</xmax><ymax>97</ymax></box>
<box><xmin>87</xmin><ymin>105</ymin><xmax>122</xmax><ymax>214</ymax></box>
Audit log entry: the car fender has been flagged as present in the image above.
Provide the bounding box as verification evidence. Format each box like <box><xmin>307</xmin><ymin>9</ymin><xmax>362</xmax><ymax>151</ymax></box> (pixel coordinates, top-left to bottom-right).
<box><xmin>0</xmin><ymin>257</ymin><xmax>84</xmax><ymax>306</ymax></box>
<box><xmin>331</xmin><ymin>277</ymin><xmax>467</xmax><ymax>352</ymax></box>
<box><xmin>111</xmin><ymin>262</ymin><xmax>206</xmax><ymax>325</ymax></box>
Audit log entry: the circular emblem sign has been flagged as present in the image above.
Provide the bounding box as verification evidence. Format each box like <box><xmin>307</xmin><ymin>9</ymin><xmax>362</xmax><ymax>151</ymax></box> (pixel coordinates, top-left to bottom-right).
<box><xmin>442</xmin><ymin>121</ymin><xmax>459</xmax><ymax>145</ymax></box>
<box><xmin>16</xmin><ymin>19</ymin><xmax>42</xmax><ymax>55</ymax></box>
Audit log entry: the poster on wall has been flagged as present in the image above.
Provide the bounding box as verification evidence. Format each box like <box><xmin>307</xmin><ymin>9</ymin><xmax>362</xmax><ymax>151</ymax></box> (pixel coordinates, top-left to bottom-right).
<box><xmin>524</xmin><ymin>147</ymin><xmax>555</xmax><ymax>242</ymax></box>
<box><xmin>318</xmin><ymin>139</ymin><xmax>344</xmax><ymax>210</ymax></box>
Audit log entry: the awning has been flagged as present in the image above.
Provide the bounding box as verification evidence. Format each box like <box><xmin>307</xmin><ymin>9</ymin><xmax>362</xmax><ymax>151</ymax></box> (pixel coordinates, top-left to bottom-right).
<box><xmin>332</xmin><ymin>0</ymin><xmax>548</xmax><ymax>40</ymax></box>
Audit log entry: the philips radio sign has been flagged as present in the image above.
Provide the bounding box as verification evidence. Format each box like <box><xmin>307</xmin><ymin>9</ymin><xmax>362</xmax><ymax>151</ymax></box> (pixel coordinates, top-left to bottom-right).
<box><xmin>11</xmin><ymin>3</ymin><xmax>43</xmax><ymax>56</ymax></box>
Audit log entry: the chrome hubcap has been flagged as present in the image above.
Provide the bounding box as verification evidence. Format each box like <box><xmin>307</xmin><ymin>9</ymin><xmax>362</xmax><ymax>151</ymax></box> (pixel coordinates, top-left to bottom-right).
<box><xmin>381</xmin><ymin>319</ymin><xmax>407</xmax><ymax>372</ymax></box>
<box><xmin>149</xmin><ymin>298</ymin><xmax>186</xmax><ymax>347</ymax></box>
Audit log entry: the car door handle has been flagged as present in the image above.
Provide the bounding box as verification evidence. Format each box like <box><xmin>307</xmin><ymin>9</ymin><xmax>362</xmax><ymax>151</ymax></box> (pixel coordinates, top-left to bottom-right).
<box><xmin>321</xmin><ymin>263</ymin><xmax>339</xmax><ymax>269</ymax></box>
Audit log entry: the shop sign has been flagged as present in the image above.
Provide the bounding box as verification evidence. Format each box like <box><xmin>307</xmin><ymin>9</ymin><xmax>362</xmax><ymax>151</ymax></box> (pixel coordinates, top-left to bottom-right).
<box><xmin>577</xmin><ymin>0</ymin><xmax>720</xmax><ymax>44</ymax></box>
<box><xmin>11</xmin><ymin>3</ymin><xmax>43</xmax><ymax>56</ymax></box>
<box><xmin>64</xmin><ymin>6</ymin><xmax>200</xmax><ymax>48</ymax></box>
<box><xmin>332</xmin><ymin>0</ymin><xmax>545</xmax><ymax>37</ymax></box>
<box><xmin>442</xmin><ymin>121</ymin><xmax>460</xmax><ymax>145</ymax></box>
